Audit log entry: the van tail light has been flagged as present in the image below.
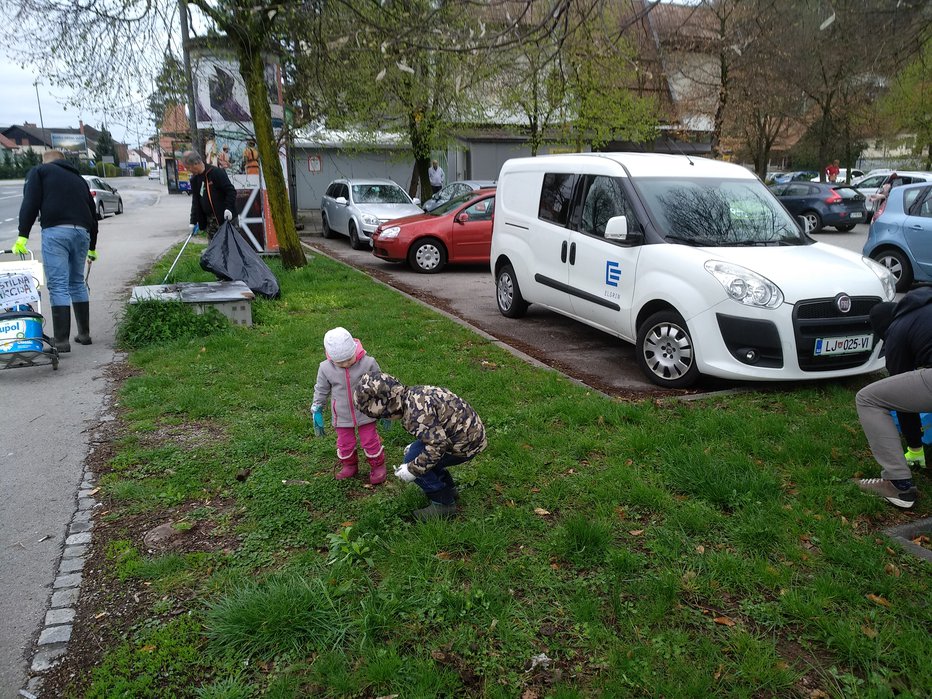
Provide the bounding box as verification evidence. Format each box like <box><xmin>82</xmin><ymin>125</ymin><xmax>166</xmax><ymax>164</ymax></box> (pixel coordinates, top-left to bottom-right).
<box><xmin>824</xmin><ymin>191</ymin><xmax>842</xmax><ymax>204</ymax></box>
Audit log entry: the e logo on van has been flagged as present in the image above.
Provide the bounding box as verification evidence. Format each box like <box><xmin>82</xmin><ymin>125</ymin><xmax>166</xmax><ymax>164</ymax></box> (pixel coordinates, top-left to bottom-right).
<box><xmin>605</xmin><ymin>261</ymin><xmax>621</xmax><ymax>287</ymax></box>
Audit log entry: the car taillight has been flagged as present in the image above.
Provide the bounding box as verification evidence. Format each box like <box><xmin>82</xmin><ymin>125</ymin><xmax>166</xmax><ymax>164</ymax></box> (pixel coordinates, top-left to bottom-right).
<box><xmin>824</xmin><ymin>191</ymin><xmax>842</xmax><ymax>204</ymax></box>
<box><xmin>90</xmin><ymin>191</ymin><xmax>97</xmax><ymax>197</ymax></box>
<box><xmin>875</xmin><ymin>198</ymin><xmax>887</xmax><ymax>217</ymax></box>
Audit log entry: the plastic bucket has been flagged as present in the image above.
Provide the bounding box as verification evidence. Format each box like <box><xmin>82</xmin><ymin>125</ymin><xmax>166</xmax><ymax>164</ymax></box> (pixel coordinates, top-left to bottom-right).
<box><xmin>0</xmin><ymin>312</ymin><xmax>43</xmax><ymax>353</ymax></box>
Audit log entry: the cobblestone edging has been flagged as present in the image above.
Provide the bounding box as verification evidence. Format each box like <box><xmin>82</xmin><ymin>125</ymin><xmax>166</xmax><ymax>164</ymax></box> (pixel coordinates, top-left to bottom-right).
<box><xmin>20</xmin><ymin>468</ymin><xmax>98</xmax><ymax>697</ymax></box>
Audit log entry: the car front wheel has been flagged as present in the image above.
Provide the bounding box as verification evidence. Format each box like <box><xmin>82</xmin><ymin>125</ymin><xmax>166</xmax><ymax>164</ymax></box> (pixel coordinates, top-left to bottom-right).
<box><xmin>116</xmin><ymin>198</ymin><xmax>123</xmax><ymax>215</ymax></box>
<box><xmin>873</xmin><ymin>248</ymin><xmax>913</xmax><ymax>293</ymax></box>
<box><xmin>636</xmin><ymin>310</ymin><xmax>700</xmax><ymax>389</ymax></box>
<box><xmin>409</xmin><ymin>238</ymin><xmax>447</xmax><ymax>273</ymax></box>
<box><xmin>348</xmin><ymin>221</ymin><xmax>366</xmax><ymax>250</ymax></box>
<box><xmin>495</xmin><ymin>264</ymin><xmax>528</xmax><ymax>318</ymax></box>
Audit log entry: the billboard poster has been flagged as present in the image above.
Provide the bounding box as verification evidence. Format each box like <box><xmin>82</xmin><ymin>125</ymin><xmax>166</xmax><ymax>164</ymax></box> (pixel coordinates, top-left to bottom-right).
<box><xmin>190</xmin><ymin>46</ymin><xmax>285</xmax><ymax>252</ymax></box>
<box><xmin>51</xmin><ymin>133</ymin><xmax>87</xmax><ymax>153</ymax></box>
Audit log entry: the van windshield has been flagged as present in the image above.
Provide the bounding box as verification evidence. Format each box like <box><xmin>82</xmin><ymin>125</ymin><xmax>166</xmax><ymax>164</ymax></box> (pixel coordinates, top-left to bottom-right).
<box><xmin>635</xmin><ymin>178</ymin><xmax>806</xmax><ymax>246</ymax></box>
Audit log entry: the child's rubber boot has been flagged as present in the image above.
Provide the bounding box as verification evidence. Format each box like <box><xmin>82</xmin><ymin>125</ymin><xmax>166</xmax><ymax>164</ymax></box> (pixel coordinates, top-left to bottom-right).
<box><xmin>413</xmin><ymin>501</ymin><xmax>459</xmax><ymax>521</ymax></box>
<box><xmin>368</xmin><ymin>452</ymin><xmax>387</xmax><ymax>485</ymax></box>
<box><xmin>336</xmin><ymin>455</ymin><xmax>358</xmax><ymax>480</ymax></box>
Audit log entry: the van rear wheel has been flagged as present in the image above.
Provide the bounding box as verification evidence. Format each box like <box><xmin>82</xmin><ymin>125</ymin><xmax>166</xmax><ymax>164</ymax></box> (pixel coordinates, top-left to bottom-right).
<box><xmin>636</xmin><ymin>310</ymin><xmax>700</xmax><ymax>389</ymax></box>
<box><xmin>496</xmin><ymin>264</ymin><xmax>528</xmax><ymax>318</ymax></box>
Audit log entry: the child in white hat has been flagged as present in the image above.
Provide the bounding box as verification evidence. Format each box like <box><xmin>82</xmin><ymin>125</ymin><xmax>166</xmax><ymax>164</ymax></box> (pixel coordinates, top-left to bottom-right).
<box><xmin>311</xmin><ymin>327</ymin><xmax>387</xmax><ymax>484</ymax></box>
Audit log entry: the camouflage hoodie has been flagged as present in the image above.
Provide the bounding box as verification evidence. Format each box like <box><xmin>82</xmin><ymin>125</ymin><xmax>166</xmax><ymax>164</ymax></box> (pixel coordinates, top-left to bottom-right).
<box><xmin>354</xmin><ymin>372</ymin><xmax>487</xmax><ymax>476</ymax></box>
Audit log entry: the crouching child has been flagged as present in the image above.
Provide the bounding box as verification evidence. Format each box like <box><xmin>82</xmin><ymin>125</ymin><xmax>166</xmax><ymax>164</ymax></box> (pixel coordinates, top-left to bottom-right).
<box><xmin>354</xmin><ymin>372</ymin><xmax>487</xmax><ymax>521</ymax></box>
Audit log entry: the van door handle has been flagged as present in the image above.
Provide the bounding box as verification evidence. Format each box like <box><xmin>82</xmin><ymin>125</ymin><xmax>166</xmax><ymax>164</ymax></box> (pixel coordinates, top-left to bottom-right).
<box><xmin>561</xmin><ymin>240</ymin><xmax>568</xmax><ymax>263</ymax></box>
<box><xmin>569</xmin><ymin>242</ymin><xmax>577</xmax><ymax>265</ymax></box>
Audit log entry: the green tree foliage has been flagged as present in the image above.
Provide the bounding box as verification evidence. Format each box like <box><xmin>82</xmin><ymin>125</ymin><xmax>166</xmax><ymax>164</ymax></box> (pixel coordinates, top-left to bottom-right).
<box><xmin>148</xmin><ymin>55</ymin><xmax>188</xmax><ymax>129</ymax></box>
<box><xmin>95</xmin><ymin>126</ymin><xmax>118</xmax><ymax>163</ymax></box>
<box><xmin>878</xmin><ymin>39</ymin><xmax>932</xmax><ymax>169</ymax></box>
<box><xmin>0</xmin><ymin>148</ymin><xmax>41</xmax><ymax>179</ymax></box>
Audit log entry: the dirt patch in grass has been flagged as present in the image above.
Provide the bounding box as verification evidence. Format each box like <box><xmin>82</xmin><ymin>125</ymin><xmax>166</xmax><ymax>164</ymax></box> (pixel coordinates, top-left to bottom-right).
<box><xmin>34</xmin><ymin>358</ymin><xmax>241</xmax><ymax>698</ymax></box>
<box><xmin>136</xmin><ymin>418</ymin><xmax>227</xmax><ymax>451</ymax></box>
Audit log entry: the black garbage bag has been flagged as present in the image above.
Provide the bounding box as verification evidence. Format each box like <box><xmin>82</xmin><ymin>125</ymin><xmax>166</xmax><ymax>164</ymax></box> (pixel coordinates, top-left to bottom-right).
<box><xmin>199</xmin><ymin>221</ymin><xmax>280</xmax><ymax>299</ymax></box>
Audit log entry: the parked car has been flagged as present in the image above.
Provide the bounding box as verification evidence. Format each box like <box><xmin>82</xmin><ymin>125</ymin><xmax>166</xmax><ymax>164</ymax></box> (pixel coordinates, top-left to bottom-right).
<box><xmin>770</xmin><ymin>170</ymin><xmax>819</xmax><ymax>184</ymax></box>
<box><xmin>320</xmin><ymin>179</ymin><xmax>422</xmax><ymax>249</ymax></box>
<box><xmin>82</xmin><ymin>176</ymin><xmax>123</xmax><ymax>219</ymax></box>
<box><xmin>371</xmin><ymin>189</ymin><xmax>496</xmax><ymax>273</ymax></box>
<box><xmin>490</xmin><ymin>153</ymin><xmax>894</xmax><ymax>389</ymax></box>
<box><xmin>148</xmin><ymin>167</ymin><xmax>161</xmax><ymax>181</ymax></box>
<box><xmin>810</xmin><ymin>168</ymin><xmax>864</xmax><ymax>183</ymax></box>
<box><xmin>768</xmin><ymin>181</ymin><xmax>866</xmax><ymax>232</ymax></box>
<box><xmin>863</xmin><ymin>182</ymin><xmax>932</xmax><ymax>292</ymax></box>
<box><xmin>422</xmin><ymin>180</ymin><xmax>496</xmax><ymax>212</ymax></box>
<box><xmin>855</xmin><ymin>171</ymin><xmax>932</xmax><ymax>219</ymax></box>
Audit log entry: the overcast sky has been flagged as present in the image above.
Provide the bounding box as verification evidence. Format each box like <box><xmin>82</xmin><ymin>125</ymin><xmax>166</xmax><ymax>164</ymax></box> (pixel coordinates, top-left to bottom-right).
<box><xmin>0</xmin><ymin>57</ymin><xmax>141</xmax><ymax>147</ymax></box>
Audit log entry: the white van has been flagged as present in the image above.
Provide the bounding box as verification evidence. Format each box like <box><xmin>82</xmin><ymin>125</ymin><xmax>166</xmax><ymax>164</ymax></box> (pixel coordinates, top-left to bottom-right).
<box><xmin>490</xmin><ymin>153</ymin><xmax>896</xmax><ymax>388</ymax></box>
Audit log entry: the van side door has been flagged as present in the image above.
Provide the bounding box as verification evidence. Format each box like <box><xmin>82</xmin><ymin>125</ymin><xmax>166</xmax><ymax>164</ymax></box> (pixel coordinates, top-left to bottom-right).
<box><xmin>565</xmin><ymin>175</ymin><xmax>642</xmax><ymax>339</ymax></box>
<box><xmin>526</xmin><ymin>172</ymin><xmax>578</xmax><ymax>312</ymax></box>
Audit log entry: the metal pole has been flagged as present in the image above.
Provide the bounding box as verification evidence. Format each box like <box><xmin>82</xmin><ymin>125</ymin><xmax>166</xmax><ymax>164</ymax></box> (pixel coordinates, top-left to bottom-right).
<box><xmin>179</xmin><ymin>0</ymin><xmax>201</xmax><ymax>154</ymax></box>
<box><xmin>34</xmin><ymin>81</ymin><xmax>45</xmax><ymax>132</ymax></box>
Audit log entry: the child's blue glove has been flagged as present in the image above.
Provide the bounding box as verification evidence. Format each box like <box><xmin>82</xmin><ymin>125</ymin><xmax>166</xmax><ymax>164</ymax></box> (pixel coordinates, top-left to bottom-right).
<box><xmin>311</xmin><ymin>404</ymin><xmax>325</xmax><ymax>437</ymax></box>
<box><xmin>379</xmin><ymin>418</ymin><xmax>393</xmax><ymax>431</ymax></box>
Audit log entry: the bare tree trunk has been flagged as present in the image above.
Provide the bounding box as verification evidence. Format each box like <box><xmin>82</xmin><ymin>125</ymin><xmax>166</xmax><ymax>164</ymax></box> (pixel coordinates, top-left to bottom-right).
<box><xmin>238</xmin><ymin>48</ymin><xmax>305</xmax><ymax>269</ymax></box>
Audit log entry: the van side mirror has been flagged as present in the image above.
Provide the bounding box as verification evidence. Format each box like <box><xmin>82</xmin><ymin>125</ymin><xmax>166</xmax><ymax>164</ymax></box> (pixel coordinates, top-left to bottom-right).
<box><xmin>604</xmin><ymin>215</ymin><xmax>629</xmax><ymax>241</ymax></box>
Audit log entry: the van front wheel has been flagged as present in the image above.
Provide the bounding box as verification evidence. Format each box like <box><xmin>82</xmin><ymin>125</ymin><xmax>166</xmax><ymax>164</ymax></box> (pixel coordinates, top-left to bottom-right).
<box><xmin>636</xmin><ymin>310</ymin><xmax>700</xmax><ymax>389</ymax></box>
<box><xmin>496</xmin><ymin>264</ymin><xmax>528</xmax><ymax>318</ymax></box>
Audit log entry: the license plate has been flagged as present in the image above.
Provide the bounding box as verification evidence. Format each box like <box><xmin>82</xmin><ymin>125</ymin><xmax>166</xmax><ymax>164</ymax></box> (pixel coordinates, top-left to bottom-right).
<box><xmin>850</xmin><ymin>212</ymin><xmax>863</xmax><ymax>219</ymax></box>
<box><xmin>814</xmin><ymin>334</ymin><xmax>873</xmax><ymax>356</ymax></box>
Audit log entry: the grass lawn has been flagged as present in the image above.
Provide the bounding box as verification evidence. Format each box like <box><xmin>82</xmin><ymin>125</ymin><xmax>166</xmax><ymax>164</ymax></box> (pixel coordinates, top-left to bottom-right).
<box><xmin>46</xmin><ymin>243</ymin><xmax>931</xmax><ymax>698</ymax></box>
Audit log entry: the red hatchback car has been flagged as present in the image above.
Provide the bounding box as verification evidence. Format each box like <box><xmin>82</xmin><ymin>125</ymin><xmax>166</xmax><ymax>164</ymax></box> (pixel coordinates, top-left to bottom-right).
<box><xmin>370</xmin><ymin>189</ymin><xmax>496</xmax><ymax>273</ymax></box>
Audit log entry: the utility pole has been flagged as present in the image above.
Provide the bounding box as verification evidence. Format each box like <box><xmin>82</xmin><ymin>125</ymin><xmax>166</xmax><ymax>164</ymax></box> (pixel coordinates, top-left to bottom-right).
<box><xmin>34</xmin><ymin>81</ymin><xmax>45</xmax><ymax>133</ymax></box>
<box><xmin>179</xmin><ymin>0</ymin><xmax>200</xmax><ymax>153</ymax></box>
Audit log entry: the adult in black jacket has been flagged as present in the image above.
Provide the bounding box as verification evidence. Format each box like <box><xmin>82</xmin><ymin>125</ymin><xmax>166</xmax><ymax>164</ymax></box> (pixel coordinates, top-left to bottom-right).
<box><xmin>14</xmin><ymin>150</ymin><xmax>99</xmax><ymax>352</ymax></box>
<box><xmin>854</xmin><ymin>287</ymin><xmax>932</xmax><ymax>508</ymax></box>
<box><xmin>182</xmin><ymin>151</ymin><xmax>236</xmax><ymax>238</ymax></box>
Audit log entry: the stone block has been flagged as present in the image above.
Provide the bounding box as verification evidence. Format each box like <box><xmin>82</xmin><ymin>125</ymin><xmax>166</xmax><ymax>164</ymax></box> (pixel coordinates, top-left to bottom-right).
<box><xmin>65</xmin><ymin>532</ymin><xmax>91</xmax><ymax>546</ymax></box>
<box><xmin>53</xmin><ymin>573</ymin><xmax>82</xmax><ymax>589</ymax></box>
<box><xmin>37</xmin><ymin>625</ymin><xmax>71</xmax><ymax>645</ymax></box>
<box><xmin>50</xmin><ymin>588</ymin><xmax>79</xmax><ymax>608</ymax></box>
<box><xmin>44</xmin><ymin>608</ymin><xmax>75</xmax><ymax>626</ymax></box>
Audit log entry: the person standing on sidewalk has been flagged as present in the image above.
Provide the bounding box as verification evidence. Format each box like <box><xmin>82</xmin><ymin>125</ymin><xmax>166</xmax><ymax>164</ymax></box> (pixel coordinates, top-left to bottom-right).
<box><xmin>354</xmin><ymin>371</ymin><xmax>487</xmax><ymax>521</ymax></box>
<box><xmin>184</xmin><ymin>151</ymin><xmax>236</xmax><ymax>239</ymax></box>
<box><xmin>853</xmin><ymin>289</ymin><xmax>932</xmax><ymax>509</ymax></box>
<box><xmin>13</xmin><ymin>149</ymin><xmax>98</xmax><ymax>352</ymax></box>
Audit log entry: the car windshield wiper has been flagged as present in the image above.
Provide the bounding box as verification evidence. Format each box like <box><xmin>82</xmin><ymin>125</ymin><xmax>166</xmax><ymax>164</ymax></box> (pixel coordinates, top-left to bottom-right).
<box><xmin>665</xmin><ymin>234</ymin><xmax>718</xmax><ymax>246</ymax></box>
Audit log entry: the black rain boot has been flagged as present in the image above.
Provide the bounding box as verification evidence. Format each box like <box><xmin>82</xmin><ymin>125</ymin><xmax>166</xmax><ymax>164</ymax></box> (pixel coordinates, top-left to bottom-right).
<box><xmin>73</xmin><ymin>301</ymin><xmax>92</xmax><ymax>345</ymax></box>
<box><xmin>51</xmin><ymin>306</ymin><xmax>71</xmax><ymax>353</ymax></box>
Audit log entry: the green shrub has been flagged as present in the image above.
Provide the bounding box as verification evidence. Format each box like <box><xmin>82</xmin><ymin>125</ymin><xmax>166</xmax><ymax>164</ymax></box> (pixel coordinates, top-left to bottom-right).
<box><xmin>117</xmin><ymin>300</ymin><xmax>230</xmax><ymax>349</ymax></box>
<box><xmin>133</xmin><ymin>167</ymin><xmax>147</xmax><ymax>177</ymax></box>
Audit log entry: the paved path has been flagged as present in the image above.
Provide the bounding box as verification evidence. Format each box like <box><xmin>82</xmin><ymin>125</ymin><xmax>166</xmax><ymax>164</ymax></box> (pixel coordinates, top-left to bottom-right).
<box><xmin>0</xmin><ymin>180</ymin><xmax>190</xmax><ymax>695</ymax></box>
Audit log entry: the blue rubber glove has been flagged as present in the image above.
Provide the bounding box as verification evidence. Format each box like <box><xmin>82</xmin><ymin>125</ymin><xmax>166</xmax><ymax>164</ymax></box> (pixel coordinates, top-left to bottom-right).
<box><xmin>312</xmin><ymin>405</ymin><xmax>325</xmax><ymax>437</ymax></box>
<box><xmin>12</xmin><ymin>236</ymin><xmax>28</xmax><ymax>255</ymax></box>
<box><xmin>379</xmin><ymin>418</ymin><xmax>393</xmax><ymax>431</ymax></box>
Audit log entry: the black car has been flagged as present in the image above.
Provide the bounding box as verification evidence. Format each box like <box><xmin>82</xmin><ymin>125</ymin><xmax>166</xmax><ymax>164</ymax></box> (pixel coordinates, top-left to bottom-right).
<box><xmin>768</xmin><ymin>181</ymin><xmax>867</xmax><ymax>233</ymax></box>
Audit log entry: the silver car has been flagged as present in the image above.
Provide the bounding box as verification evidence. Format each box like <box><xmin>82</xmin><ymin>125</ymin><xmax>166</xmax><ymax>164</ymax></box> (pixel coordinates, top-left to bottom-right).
<box><xmin>82</xmin><ymin>176</ymin><xmax>124</xmax><ymax>219</ymax></box>
<box><xmin>321</xmin><ymin>179</ymin><xmax>422</xmax><ymax>249</ymax></box>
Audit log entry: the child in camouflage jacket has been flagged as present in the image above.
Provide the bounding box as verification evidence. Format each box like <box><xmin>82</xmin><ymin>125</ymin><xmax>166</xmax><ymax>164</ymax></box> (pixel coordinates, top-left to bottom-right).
<box><xmin>354</xmin><ymin>371</ymin><xmax>487</xmax><ymax>520</ymax></box>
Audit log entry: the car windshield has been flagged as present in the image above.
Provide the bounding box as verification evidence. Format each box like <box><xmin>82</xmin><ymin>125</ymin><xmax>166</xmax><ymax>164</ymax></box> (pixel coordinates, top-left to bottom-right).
<box><xmin>351</xmin><ymin>184</ymin><xmax>410</xmax><ymax>204</ymax></box>
<box><xmin>635</xmin><ymin>177</ymin><xmax>806</xmax><ymax>246</ymax></box>
<box><xmin>429</xmin><ymin>191</ymin><xmax>476</xmax><ymax>216</ymax></box>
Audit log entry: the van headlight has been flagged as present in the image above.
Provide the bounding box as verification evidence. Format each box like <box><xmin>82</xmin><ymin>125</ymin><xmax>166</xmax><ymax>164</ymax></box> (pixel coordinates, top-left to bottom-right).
<box><xmin>704</xmin><ymin>260</ymin><xmax>784</xmax><ymax>308</ymax></box>
<box><xmin>862</xmin><ymin>256</ymin><xmax>896</xmax><ymax>301</ymax></box>
<box><xmin>379</xmin><ymin>226</ymin><xmax>401</xmax><ymax>239</ymax></box>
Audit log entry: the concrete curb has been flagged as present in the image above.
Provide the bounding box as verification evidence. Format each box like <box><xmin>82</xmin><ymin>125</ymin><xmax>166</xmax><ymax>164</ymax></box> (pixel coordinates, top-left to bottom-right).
<box><xmin>884</xmin><ymin>517</ymin><xmax>932</xmax><ymax>562</ymax></box>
